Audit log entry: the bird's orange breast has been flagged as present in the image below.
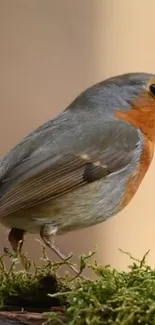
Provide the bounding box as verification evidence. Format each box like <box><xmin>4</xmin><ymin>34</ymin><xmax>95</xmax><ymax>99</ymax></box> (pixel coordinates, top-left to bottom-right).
<box><xmin>114</xmin><ymin>91</ymin><xmax>155</xmax><ymax>142</ymax></box>
<box><xmin>114</xmin><ymin>92</ymin><xmax>155</xmax><ymax>208</ymax></box>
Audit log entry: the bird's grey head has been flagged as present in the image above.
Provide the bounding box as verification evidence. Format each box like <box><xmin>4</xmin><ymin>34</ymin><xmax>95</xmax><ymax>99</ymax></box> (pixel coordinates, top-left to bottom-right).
<box><xmin>68</xmin><ymin>72</ymin><xmax>155</xmax><ymax>112</ymax></box>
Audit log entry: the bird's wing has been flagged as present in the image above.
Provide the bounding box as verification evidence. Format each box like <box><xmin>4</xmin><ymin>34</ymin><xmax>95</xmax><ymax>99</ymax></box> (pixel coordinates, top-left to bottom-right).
<box><xmin>0</xmin><ymin>116</ymin><xmax>142</xmax><ymax>217</ymax></box>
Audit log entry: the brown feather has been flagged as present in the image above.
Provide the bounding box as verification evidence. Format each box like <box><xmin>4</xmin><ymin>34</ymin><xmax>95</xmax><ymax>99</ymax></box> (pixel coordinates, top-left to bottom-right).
<box><xmin>0</xmin><ymin>153</ymin><xmax>109</xmax><ymax>216</ymax></box>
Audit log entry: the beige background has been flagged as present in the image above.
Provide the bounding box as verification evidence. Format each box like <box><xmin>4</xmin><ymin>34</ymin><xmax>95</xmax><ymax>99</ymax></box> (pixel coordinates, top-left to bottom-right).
<box><xmin>0</xmin><ymin>0</ymin><xmax>155</xmax><ymax>274</ymax></box>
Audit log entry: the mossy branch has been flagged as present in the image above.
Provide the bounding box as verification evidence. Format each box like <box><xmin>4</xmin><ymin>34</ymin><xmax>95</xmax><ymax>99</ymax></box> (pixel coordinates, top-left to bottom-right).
<box><xmin>0</xmin><ymin>243</ymin><xmax>154</xmax><ymax>324</ymax></box>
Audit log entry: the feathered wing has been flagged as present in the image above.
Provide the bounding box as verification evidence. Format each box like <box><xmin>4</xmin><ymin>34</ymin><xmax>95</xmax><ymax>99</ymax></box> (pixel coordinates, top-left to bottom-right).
<box><xmin>0</xmin><ymin>115</ymin><xmax>142</xmax><ymax>217</ymax></box>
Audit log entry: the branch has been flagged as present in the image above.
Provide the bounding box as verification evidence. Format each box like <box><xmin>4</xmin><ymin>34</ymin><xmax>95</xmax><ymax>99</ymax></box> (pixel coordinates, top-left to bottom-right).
<box><xmin>0</xmin><ymin>311</ymin><xmax>66</xmax><ymax>325</ymax></box>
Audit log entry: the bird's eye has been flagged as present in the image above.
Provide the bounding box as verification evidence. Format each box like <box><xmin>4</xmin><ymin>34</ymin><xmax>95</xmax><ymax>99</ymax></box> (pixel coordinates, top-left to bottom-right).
<box><xmin>149</xmin><ymin>84</ymin><xmax>155</xmax><ymax>96</ymax></box>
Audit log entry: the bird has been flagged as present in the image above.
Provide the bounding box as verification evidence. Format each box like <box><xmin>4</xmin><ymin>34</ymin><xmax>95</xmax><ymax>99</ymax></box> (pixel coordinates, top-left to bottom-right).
<box><xmin>0</xmin><ymin>72</ymin><xmax>155</xmax><ymax>274</ymax></box>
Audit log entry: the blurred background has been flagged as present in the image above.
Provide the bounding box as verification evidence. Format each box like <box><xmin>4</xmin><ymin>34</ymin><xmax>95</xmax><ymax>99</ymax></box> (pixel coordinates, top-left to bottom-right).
<box><xmin>0</xmin><ymin>0</ymin><xmax>155</xmax><ymax>274</ymax></box>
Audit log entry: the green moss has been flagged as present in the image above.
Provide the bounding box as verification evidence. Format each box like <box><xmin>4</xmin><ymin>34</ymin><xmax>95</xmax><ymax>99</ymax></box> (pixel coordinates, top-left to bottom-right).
<box><xmin>0</xmin><ymin>247</ymin><xmax>155</xmax><ymax>324</ymax></box>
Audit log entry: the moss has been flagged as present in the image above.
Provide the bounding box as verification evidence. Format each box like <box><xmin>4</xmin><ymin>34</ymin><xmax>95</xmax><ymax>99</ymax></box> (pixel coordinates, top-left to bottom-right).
<box><xmin>0</xmin><ymin>245</ymin><xmax>69</xmax><ymax>312</ymax></box>
<box><xmin>0</xmin><ymin>246</ymin><xmax>155</xmax><ymax>324</ymax></box>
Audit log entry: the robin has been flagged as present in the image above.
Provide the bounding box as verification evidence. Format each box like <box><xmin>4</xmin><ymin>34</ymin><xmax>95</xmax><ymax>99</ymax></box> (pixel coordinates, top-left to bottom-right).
<box><xmin>0</xmin><ymin>72</ymin><xmax>155</xmax><ymax>274</ymax></box>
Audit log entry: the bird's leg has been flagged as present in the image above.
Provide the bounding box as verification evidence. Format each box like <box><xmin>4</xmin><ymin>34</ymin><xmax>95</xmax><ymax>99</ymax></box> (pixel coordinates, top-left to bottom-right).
<box><xmin>8</xmin><ymin>228</ymin><xmax>25</xmax><ymax>252</ymax></box>
<box><xmin>8</xmin><ymin>228</ymin><xmax>27</xmax><ymax>268</ymax></box>
<box><xmin>40</xmin><ymin>224</ymin><xmax>85</xmax><ymax>278</ymax></box>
